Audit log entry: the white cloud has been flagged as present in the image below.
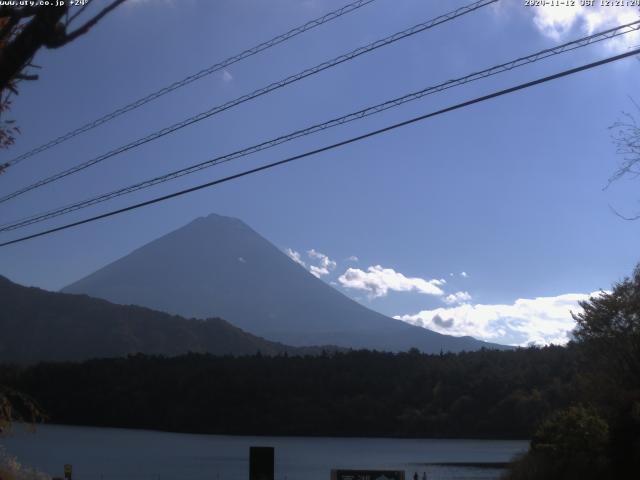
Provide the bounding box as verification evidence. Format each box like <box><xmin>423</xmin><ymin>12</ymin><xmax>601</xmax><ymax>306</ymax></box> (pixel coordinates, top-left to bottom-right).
<box><xmin>461</xmin><ymin>271</ymin><xmax>468</xmax><ymax>278</ymax></box>
<box><xmin>395</xmin><ymin>292</ymin><xmax>604</xmax><ymax>346</ymax></box>
<box><xmin>237</xmin><ymin>257</ymin><xmax>246</xmax><ymax>263</ymax></box>
<box><xmin>338</xmin><ymin>265</ymin><xmax>445</xmax><ymax>299</ymax></box>
<box><xmin>308</xmin><ymin>249</ymin><xmax>336</xmax><ymax>269</ymax></box>
<box><xmin>221</xmin><ymin>69</ymin><xmax>233</xmax><ymax>82</ymax></box>
<box><xmin>285</xmin><ymin>248</ymin><xmax>306</xmax><ymax>268</ymax></box>
<box><xmin>307</xmin><ymin>249</ymin><xmax>337</xmax><ymax>278</ymax></box>
<box><xmin>347</xmin><ymin>256</ymin><xmax>359</xmax><ymax>262</ymax></box>
<box><xmin>286</xmin><ymin>248</ymin><xmax>338</xmax><ymax>278</ymax></box>
<box><xmin>530</xmin><ymin>4</ymin><xmax>640</xmax><ymax>50</ymax></box>
<box><xmin>310</xmin><ymin>265</ymin><xmax>329</xmax><ymax>278</ymax></box>
<box><xmin>444</xmin><ymin>291</ymin><xmax>472</xmax><ymax>305</ymax></box>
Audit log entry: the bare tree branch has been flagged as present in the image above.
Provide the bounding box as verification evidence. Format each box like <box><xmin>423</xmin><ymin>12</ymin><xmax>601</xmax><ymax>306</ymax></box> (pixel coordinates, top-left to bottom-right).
<box><xmin>14</xmin><ymin>72</ymin><xmax>38</xmax><ymax>81</ymax></box>
<box><xmin>0</xmin><ymin>1</ymin><xmax>125</xmax><ymax>159</ymax></box>
<box><xmin>66</xmin><ymin>2</ymin><xmax>92</xmax><ymax>27</ymax></box>
<box><xmin>0</xmin><ymin>6</ymin><xmax>39</xmax><ymax>19</ymax></box>
<box><xmin>0</xmin><ymin>14</ymin><xmax>21</xmax><ymax>43</ymax></box>
<box><xmin>607</xmin><ymin>100</ymin><xmax>640</xmax><ymax>188</ymax></box>
<box><xmin>0</xmin><ymin>1</ymin><xmax>125</xmax><ymax>94</ymax></box>
<box><xmin>0</xmin><ymin>6</ymin><xmax>67</xmax><ymax>92</ymax></box>
<box><xmin>49</xmin><ymin>0</ymin><xmax>128</xmax><ymax>47</ymax></box>
<box><xmin>609</xmin><ymin>204</ymin><xmax>640</xmax><ymax>221</ymax></box>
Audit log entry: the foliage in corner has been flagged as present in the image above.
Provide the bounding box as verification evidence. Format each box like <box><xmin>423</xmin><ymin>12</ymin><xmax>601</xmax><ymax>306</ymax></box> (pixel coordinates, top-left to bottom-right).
<box><xmin>0</xmin><ymin>447</ymin><xmax>50</xmax><ymax>480</ymax></box>
<box><xmin>505</xmin><ymin>263</ymin><xmax>640</xmax><ymax>479</ymax></box>
<box><xmin>0</xmin><ymin>1</ymin><xmax>127</xmax><ymax>173</ymax></box>
<box><xmin>0</xmin><ymin>385</ymin><xmax>45</xmax><ymax>433</ymax></box>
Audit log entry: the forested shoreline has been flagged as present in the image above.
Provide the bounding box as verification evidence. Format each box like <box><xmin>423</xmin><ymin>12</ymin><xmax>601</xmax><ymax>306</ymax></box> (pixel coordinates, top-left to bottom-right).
<box><xmin>0</xmin><ymin>346</ymin><xmax>580</xmax><ymax>439</ymax></box>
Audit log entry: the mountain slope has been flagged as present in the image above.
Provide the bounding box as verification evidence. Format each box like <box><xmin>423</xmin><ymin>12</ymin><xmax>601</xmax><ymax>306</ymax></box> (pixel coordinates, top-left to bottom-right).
<box><xmin>63</xmin><ymin>213</ymin><xmax>508</xmax><ymax>352</ymax></box>
<box><xmin>0</xmin><ymin>275</ymin><xmax>323</xmax><ymax>364</ymax></box>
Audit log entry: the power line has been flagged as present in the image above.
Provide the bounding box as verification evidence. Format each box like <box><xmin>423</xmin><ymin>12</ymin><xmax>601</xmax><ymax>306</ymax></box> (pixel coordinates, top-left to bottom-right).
<box><xmin>2</xmin><ymin>46</ymin><xmax>638</xmax><ymax>248</ymax></box>
<box><xmin>0</xmin><ymin>0</ymin><xmax>497</xmax><ymax>205</ymax></box>
<box><xmin>2</xmin><ymin>20</ymin><xmax>637</xmax><ymax>233</ymax></box>
<box><xmin>2</xmin><ymin>0</ymin><xmax>377</xmax><ymax>168</ymax></box>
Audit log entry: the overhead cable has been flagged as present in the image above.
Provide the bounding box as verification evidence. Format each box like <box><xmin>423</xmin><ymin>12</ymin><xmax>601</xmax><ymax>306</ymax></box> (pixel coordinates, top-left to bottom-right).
<box><xmin>2</xmin><ymin>46</ymin><xmax>638</xmax><ymax>248</ymax></box>
<box><xmin>0</xmin><ymin>0</ymin><xmax>497</xmax><ymax>204</ymax></box>
<box><xmin>2</xmin><ymin>19</ymin><xmax>637</xmax><ymax>233</ymax></box>
<box><xmin>2</xmin><ymin>0</ymin><xmax>378</xmax><ymax>167</ymax></box>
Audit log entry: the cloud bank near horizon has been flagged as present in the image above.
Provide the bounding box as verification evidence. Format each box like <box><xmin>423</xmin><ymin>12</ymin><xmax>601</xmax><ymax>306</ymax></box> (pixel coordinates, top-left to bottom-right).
<box><xmin>395</xmin><ymin>291</ymin><xmax>604</xmax><ymax>346</ymax></box>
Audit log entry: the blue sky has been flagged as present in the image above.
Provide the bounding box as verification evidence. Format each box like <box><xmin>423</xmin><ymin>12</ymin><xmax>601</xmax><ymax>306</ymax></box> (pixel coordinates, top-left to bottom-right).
<box><xmin>1</xmin><ymin>0</ymin><xmax>639</xmax><ymax>346</ymax></box>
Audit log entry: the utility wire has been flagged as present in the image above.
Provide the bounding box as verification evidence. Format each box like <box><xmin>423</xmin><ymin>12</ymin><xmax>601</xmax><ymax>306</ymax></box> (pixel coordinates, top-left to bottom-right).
<box><xmin>0</xmin><ymin>0</ymin><xmax>497</xmax><ymax>204</ymax></box>
<box><xmin>1</xmin><ymin>46</ymin><xmax>638</xmax><ymax>248</ymax></box>
<box><xmin>2</xmin><ymin>0</ymin><xmax>377</xmax><ymax>168</ymax></box>
<box><xmin>1</xmin><ymin>20</ymin><xmax>638</xmax><ymax>233</ymax></box>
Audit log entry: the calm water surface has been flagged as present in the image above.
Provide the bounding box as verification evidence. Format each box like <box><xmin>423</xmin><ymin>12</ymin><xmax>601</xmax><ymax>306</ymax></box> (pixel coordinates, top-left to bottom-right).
<box><xmin>0</xmin><ymin>424</ymin><xmax>527</xmax><ymax>480</ymax></box>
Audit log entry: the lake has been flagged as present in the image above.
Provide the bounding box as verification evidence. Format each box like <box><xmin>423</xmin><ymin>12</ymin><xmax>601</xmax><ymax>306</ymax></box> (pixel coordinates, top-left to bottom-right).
<box><xmin>0</xmin><ymin>424</ymin><xmax>528</xmax><ymax>480</ymax></box>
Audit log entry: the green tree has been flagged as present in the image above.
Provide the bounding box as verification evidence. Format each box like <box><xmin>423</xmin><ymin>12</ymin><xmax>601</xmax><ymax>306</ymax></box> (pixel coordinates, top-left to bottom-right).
<box><xmin>530</xmin><ymin>406</ymin><xmax>609</xmax><ymax>459</ymax></box>
<box><xmin>506</xmin><ymin>264</ymin><xmax>640</xmax><ymax>479</ymax></box>
<box><xmin>571</xmin><ymin>266</ymin><xmax>640</xmax><ymax>475</ymax></box>
<box><xmin>572</xmin><ymin>265</ymin><xmax>640</xmax><ymax>389</ymax></box>
<box><xmin>0</xmin><ymin>385</ymin><xmax>44</xmax><ymax>433</ymax></box>
<box><xmin>506</xmin><ymin>406</ymin><xmax>609</xmax><ymax>480</ymax></box>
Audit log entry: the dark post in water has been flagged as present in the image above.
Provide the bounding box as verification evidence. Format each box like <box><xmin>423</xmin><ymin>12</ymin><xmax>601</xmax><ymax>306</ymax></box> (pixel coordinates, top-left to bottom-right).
<box><xmin>249</xmin><ymin>446</ymin><xmax>274</xmax><ymax>480</ymax></box>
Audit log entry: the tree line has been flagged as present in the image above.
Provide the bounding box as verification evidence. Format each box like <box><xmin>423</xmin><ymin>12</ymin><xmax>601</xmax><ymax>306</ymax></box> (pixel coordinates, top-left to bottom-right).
<box><xmin>0</xmin><ymin>346</ymin><xmax>582</xmax><ymax>439</ymax></box>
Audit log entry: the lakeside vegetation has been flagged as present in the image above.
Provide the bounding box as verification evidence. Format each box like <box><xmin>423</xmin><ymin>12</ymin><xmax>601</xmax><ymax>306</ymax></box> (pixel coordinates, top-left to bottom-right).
<box><xmin>0</xmin><ymin>346</ymin><xmax>578</xmax><ymax>439</ymax></box>
<box><xmin>504</xmin><ymin>265</ymin><xmax>640</xmax><ymax>479</ymax></box>
<box><xmin>0</xmin><ymin>275</ymin><xmax>339</xmax><ymax>363</ymax></box>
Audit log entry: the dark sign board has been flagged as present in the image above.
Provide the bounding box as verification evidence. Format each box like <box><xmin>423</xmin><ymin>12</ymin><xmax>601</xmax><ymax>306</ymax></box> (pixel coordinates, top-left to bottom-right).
<box><xmin>332</xmin><ymin>469</ymin><xmax>405</xmax><ymax>480</ymax></box>
<box><xmin>250</xmin><ymin>446</ymin><xmax>274</xmax><ymax>480</ymax></box>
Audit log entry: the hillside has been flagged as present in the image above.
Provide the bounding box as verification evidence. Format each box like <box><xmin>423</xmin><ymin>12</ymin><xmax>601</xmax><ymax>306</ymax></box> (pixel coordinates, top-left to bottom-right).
<box><xmin>0</xmin><ymin>275</ymin><xmax>322</xmax><ymax>363</ymax></box>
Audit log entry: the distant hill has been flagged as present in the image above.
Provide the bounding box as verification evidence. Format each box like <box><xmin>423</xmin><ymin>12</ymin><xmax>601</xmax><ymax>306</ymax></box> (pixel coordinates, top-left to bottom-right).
<box><xmin>63</xmin><ymin>213</ymin><xmax>508</xmax><ymax>353</ymax></box>
<box><xmin>0</xmin><ymin>276</ymin><xmax>324</xmax><ymax>364</ymax></box>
